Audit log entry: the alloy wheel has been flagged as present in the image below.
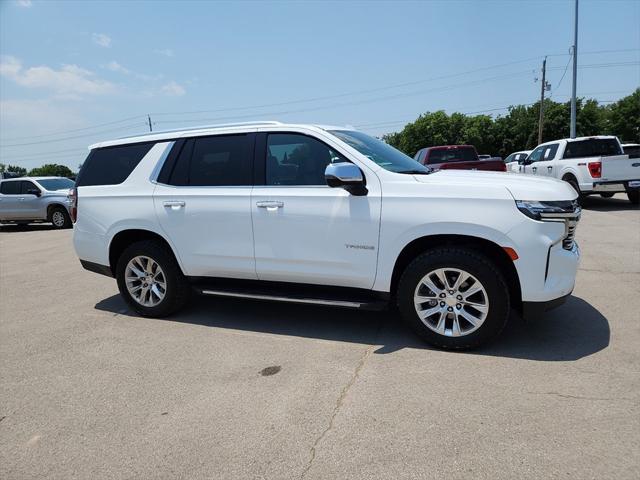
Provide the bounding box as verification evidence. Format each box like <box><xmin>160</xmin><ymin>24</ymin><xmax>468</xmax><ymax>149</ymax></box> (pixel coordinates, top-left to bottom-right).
<box><xmin>125</xmin><ymin>256</ymin><xmax>167</xmax><ymax>307</ymax></box>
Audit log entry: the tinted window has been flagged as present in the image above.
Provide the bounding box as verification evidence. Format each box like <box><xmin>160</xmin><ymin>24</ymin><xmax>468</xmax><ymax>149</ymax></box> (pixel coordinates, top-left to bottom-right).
<box><xmin>266</xmin><ymin>134</ymin><xmax>347</xmax><ymax>186</ymax></box>
<box><xmin>76</xmin><ymin>142</ymin><xmax>154</xmax><ymax>186</ymax></box>
<box><xmin>21</xmin><ymin>181</ymin><xmax>39</xmax><ymax>194</ymax></box>
<box><xmin>543</xmin><ymin>143</ymin><xmax>559</xmax><ymax>160</ymax></box>
<box><xmin>623</xmin><ymin>145</ymin><xmax>640</xmax><ymax>159</ymax></box>
<box><xmin>329</xmin><ymin>130</ymin><xmax>428</xmax><ymax>174</ymax></box>
<box><xmin>187</xmin><ymin>134</ymin><xmax>252</xmax><ymax>186</ymax></box>
<box><xmin>515</xmin><ymin>153</ymin><xmax>529</xmax><ymax>161</ymax></box>
<box><xmin>0</xmin><ymin>181</ymin><xmax>20</xmax><ymax>194</ymax></box>
<box><xmin>563</xmin><ymin>138</ymin><xmax>622</xmax><ymax>159</ymax></box>
<box><xmin>36</xmin><ymin>178</ymin><xmax>75</xmax><ymax>191</ymax></box>
<box><xmin>427</xmin><ymin>147</ymin><xmax>477</xmax><ymax>164</ymax></box>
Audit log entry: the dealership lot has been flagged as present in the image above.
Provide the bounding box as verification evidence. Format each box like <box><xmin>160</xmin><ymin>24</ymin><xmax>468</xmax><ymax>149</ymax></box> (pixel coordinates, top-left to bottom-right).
<box><xmin>0</xmin><ymin>194</ymin><xmax>638</xmax><ymax>479</ymax></box>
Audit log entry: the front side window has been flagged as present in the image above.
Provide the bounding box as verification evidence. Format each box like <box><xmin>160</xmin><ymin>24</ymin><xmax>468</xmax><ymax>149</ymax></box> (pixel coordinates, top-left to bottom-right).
<box><xmin>543</xmin><ymin>143</ymin><xmax>559</xmax><ymax>160</ymax></box>
<box><xmin>329</xmin><ymin>130</ymin><xmax>428</xmax><ymax>174</ymax></box>
<box><xmin>266</xmin><ymin>133</ymin><xmax>346</xmax><ymax>186</ymax></box>
<box><xmin>0</xmin><ymin>181</ymin><xmax>21</xmax><ymax>194</ymax></box>
<box><xmin>527</xmin><ymin>146</ymin><xmax>546</xmax><ymax>163</ymax></box>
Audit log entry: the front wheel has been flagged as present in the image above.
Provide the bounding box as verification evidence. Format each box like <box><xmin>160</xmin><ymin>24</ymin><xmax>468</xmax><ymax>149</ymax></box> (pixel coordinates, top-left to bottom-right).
<box><xmin>397</xmin><ymin>248</ymin><xmax>510</xmax><ymax>350</ymax></box>
<box><xmin>116</xmin><ymin>240</ymin><xmax>190</xmax><ymax>317</ymax></box>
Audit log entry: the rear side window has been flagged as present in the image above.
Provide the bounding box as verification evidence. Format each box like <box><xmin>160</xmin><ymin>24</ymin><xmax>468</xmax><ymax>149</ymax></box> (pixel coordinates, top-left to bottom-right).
<box><xmin>166</xmin><ymin>134</ymin><xmax>253</xmax><ymax>186</ymax></box>
<box><xmin>76</xmin><ymin>142</ymin><xmax>154</xmax><ymax>186</ymax></box>
<box><xmin>0</xmin><ymin>181</ymin><xmax>20</xmax><ymax>194</ymax></box>
<box><xmin>563</xmin><ymin>139</ymin><xmax>622</xmax><ymax>159</ymax></box>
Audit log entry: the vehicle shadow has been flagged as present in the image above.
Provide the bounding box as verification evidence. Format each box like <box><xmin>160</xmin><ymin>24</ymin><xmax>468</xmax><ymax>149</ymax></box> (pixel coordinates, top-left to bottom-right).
<box><xmin>0</xmin><ymin>223</ymin><xmax>60</xmax><ymax>232</ymax></box>
<box><xmin>580</xmin><ymin>195</ymin><xmax>638</xmax><ymax>212</ymax></box>
<box><xmin>95</xmin><ymin>294</ymin><xmax>609</xmax><ymax>362</ymax></box>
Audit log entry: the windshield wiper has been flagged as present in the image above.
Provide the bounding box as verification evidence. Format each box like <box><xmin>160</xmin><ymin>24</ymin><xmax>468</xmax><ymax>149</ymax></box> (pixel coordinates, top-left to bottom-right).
<box><xmin>397</xmin><ymin>169</ymin><xmax>432</xmax><ymax>175</ymax></box>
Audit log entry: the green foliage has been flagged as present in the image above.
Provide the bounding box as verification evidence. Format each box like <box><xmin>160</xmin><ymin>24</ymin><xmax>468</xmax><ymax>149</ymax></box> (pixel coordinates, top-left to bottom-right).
<box><xmin>0</xmin><ymin>164</ymin><xmax>27</xmax><ymax>176</ymax></box>
<box><xmin>27</xmin><ymin>164</ymin><xmax>75</xmax><ymax>178</ymax></box>
<box><xmin>384</xmin><ymin>89</ymin><xmax>640</xmax><ymax>157</ymax></box>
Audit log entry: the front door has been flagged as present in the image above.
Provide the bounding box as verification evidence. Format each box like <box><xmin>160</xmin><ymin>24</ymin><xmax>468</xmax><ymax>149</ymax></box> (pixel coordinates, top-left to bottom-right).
<box><xmin>154</xmin><ymin>133</ymin><xmax>257</xmax><ymax>279</ymax></box>
<box><xmin>251</xmin><ymin>132</ymin><xmax>381</xmax><ymax>289</ymax></box>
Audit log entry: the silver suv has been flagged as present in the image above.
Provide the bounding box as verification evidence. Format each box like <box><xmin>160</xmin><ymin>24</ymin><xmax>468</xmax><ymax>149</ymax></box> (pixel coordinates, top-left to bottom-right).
<box><xmin>0</xmin><ymin>176</ymin><xmax>74</xmax><ymax>228</ymax></box>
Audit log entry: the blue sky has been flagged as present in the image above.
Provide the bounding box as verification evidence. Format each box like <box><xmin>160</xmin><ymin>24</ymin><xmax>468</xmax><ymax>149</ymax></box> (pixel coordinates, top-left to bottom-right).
<box><xmin>1</xmin><ymin>0</ymin><xmax>638</xmax><ymax>170</ymax></box>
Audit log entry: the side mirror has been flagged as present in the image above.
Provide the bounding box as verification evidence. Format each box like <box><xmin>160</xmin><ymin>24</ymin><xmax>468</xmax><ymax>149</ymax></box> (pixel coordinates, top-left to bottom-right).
<box><xmin>325</xmin><ymin>162</ymin><xmax>367</xmax><ymax>196</ymax></box>
<box><xmin>521</xmin><ymin>159</ymin><xmax>532</xmax><ymax>166</ymax></box>
<box><xmin>27</xmin><ymin>189</ymin><xmax>41</xmax><ymax>197</ymax></box>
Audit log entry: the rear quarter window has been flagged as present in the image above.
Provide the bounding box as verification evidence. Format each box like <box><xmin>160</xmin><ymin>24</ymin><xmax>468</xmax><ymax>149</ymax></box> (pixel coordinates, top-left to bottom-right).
<box><xmin>0</xmin><ymin>181</ymin><xmax>21</xmax><ymax>194</ymax></box>
<box><xmin>76</xmin><ymin>142</ymin><xmax>154</xmax><ymax>187</ymax></box>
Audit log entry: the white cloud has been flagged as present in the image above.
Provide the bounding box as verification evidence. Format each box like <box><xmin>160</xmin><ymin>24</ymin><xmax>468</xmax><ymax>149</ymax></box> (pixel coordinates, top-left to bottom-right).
<box><xmin>0</xmin><ymin>55</ymin><xmax>115</xmax><ymax>96</ymax></box>
<box><xmin>92</xmin><ymin>33</ymin><xmax>111</xmax><ymax>48</ymax></box>
<box><xmin>154</xmin><ymin>49</ymin><xmax>174</xmax><ymax>57</ymax></box>
<box><xmin>160</xmin><ymin>81</ymin><xmax>185</xmax><ymax>96</ymax></box>
<box><xmin>104</xmin><ymin>60</ymin><xmax>130</xmax><ymax>75</ymax></box>
<box><xmin>16</xmin><ymin>0</ymin><xmax>33</xmax><ymax>7</ymax></box>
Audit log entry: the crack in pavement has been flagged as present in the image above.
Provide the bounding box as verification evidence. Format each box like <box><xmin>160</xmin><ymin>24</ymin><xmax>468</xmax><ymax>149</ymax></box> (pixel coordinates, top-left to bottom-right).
<box><xmin>299</xmin><ymin>344</ymin><xmax>374</xmax><ymax>480</ymax></box>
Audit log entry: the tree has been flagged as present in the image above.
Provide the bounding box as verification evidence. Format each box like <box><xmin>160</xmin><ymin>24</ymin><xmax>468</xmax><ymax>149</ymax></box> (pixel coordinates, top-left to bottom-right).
<box><xmin>602</xmin><ymin>88</ymin><xmax>639</xmax><ymax>143</ymax></box>
<box><xmin>28</xmin><ymin>164</ymin><xmax>75</xmax><ymax>177</ymax></box>
<box><xmin>0</xmin><ymin>164</ymin><xmax>27</xmax><ymax>176</ymax></box>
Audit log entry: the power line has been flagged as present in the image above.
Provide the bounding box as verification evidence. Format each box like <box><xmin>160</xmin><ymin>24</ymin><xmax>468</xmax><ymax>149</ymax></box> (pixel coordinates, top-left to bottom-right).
<box><xmin>0</xmin><ymin>123</ymin><xmax>148</xmax><ymax>148</ymax></box>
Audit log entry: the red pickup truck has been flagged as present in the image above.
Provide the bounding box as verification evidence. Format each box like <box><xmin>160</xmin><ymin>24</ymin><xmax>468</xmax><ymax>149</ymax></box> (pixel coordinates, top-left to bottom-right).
<box><xmin>413</xmin><ymin>145</ymin><xmax>506</xmax><ymax>171</ymax></box>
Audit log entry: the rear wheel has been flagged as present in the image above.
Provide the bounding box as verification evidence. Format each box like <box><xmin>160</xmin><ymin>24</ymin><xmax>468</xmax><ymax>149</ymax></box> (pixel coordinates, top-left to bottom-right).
<box><xmin>627</xmin><ymin>189</ymin><xmax>639</xmax><ymax>205</ymax></box>
<box><xmin>116</xmin><ymin>240</ymin><xmax>190</xmax><ymax>317</ymax></box>
<box><xmin>49</xmin><ymin>206</ymin><xmax>71</xmax><ymax>229</ymax></box>
<box><xmin>397</xmin><ymin>247</ymin><xmax>510</xmax><ymax>350</ymax></box>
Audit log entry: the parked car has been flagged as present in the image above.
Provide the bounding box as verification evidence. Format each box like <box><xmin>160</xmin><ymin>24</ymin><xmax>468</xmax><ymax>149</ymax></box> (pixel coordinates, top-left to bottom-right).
<box><xmin>517</xmin><ymin>136</ymin><xmax>639</xmax><ymax>204</ymax></box>
<box><xmin>504</xmin><ymin>150</ymin><xmax>532</xmax><ymax>172</ymax></box>
<box><xmin>0</xmin><ymin>176</ymin><xmax>74</xmax><ymax>228</ymax></box>
<box><xmin>621</xmin><ymin>143</ymin><xmax>640</xmax><ymax>159</ymax></box>
<box><xmin>72</xmin><ymin>121</ymin><xmax>580</xmax><ymax>350</ymax></box>
<box><xmin>414</xmin><ymin>145</ymin><xmax>506</xmax><ymax>172</ymax></box>
<box><xmin>0</xmin><ymin>171</ymin><xmax>23</xmax><ymax>179</ymax></box>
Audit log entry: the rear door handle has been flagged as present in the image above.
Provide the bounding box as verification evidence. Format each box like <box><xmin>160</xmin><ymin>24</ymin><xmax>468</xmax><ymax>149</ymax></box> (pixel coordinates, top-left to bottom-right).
<box><xmin>532</xmin><ymin>167</ymin><xmax>537</xmax><ymax>173</ymax></box>
<box><xmin>163</xmin><ymin>200</ymin><xmax>185</xmax><ymax>209</ymax></box>
<box><xmin>256</xmin><ymin>201</ymin><xmax>284</xmax><ymax>210</ymax></box>
<box><xmin>547</xmin><ymin>166</ymin><xmax>553</xmax><ymax>171</ymax></box>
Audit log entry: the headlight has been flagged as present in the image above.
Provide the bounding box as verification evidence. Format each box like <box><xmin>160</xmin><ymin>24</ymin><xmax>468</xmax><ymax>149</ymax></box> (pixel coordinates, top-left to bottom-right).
<box><xmin>515</xmin><ymin>200</ymin><xmax>579</xmax><ymax>221</ymax></box>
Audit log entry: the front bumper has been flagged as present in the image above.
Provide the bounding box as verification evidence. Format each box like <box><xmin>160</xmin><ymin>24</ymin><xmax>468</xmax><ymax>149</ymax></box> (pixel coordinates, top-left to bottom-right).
<box><xmin>522</xmin><ymin>293</ymin><xmax>571</xmax><ymax>321</ymax></box>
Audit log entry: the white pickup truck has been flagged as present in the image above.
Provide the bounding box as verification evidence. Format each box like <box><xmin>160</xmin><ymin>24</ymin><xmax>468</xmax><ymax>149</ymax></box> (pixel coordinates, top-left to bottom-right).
<box><xmin>515</xmin><ymin>136</ymin><xmax>640</xmax><ymax>204</ymax></box>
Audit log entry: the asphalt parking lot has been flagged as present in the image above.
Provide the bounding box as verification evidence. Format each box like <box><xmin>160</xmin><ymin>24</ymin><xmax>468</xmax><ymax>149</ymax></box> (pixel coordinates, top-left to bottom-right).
<box><xmin>1</xmin><ymin>194</ymin><xmax>638</xmax><ymax>480</ymax></box>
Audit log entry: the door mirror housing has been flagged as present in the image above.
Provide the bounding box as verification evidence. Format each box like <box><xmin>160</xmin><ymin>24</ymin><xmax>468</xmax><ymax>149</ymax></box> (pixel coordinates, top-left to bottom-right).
<box><xmin>325</xmin><ymin>162</ymin><xmax>367</xmax><ymax>196</ymax></box>
<box><xmin>27</xmin><ymin>189</ymin><xmax>41</xmax><ymax>197</ymax></box>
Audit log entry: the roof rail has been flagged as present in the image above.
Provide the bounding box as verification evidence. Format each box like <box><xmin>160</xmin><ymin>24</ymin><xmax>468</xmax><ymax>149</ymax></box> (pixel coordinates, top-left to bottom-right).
<box><xmin>116</xmin><ymin>121</ymin><xmax>284</xmax><ymax>140</ymax></box>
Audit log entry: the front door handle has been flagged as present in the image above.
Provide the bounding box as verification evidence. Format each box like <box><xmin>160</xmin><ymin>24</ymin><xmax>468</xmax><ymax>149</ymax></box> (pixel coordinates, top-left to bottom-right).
<box><xmin>532</xmin><ymin>166</ymin><xmax>537</xmax><ymax>173</ymax></box>
<box><xmin>163</xmin><ymin>200</ymin><xmax>185</xmax><ymax>209</ymax></box>
<box><xmin>256</xmin><ymin>201</ymin><xmax>284</xmax><ymax>210</ymax></box>
<box><xmin>547</xmin><ymin>166</ymin><xmax>553</xmax><ymax>172</ymax></box>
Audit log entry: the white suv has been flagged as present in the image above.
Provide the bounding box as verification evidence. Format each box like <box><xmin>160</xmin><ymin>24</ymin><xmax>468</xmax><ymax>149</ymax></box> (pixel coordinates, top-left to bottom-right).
<box><xmin>72</xmin><ymin>121</ymin><xmax>581</xmax><ymax>349</ymax></box>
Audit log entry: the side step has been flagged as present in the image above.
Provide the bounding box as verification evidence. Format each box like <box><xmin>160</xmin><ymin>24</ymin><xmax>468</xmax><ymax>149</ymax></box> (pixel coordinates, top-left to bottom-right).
<box><xmin>191</xmin><ymin>278</ymin><xmax>388</xmax><ymax>311</ymax></box>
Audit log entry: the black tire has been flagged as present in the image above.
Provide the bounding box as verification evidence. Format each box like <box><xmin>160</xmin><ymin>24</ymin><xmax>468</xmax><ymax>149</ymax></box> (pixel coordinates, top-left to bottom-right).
<box><xmin>627</xmin><ymin>189</ymin><xmax>640</xmax><ymax>205</ymax></box>
<box><xmin>396</xmin><ymin>247</ymin><xmax>510</xmax><ymax>350</ymax></box>
<box><xmin>600</xmin><ymin>192</ymin><xmax>614</xmax><ymax>199</ymax></box>
<box><xmin>115</xmin><ymin>240</ymin><xmax>190</xmax><ymax>317</ymax></box>
<box><xmin>49</xmin><ymin>206</ymin><xmax>72</xmax><ymax>229</ymax></box>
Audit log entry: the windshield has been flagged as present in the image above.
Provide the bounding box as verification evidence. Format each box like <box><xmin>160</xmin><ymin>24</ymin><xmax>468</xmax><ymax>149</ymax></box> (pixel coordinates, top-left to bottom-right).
<box><xmin>36</xmin><ymin>178</ymin><xmax>75</xmax><ymax>191</ymax></box>
<box><xmin>329</xmin><ymin>130</ymin><xmax>429</xmax><ymax>173</ymax></box>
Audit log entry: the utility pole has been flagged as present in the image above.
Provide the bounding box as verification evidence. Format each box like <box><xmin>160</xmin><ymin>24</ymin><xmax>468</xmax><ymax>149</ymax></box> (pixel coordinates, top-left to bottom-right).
<box><xmin>570</xmin><ymin>0</ymin><xmax>579</xmax><ymax>138</ymax></box>
<box><xmin>538</xmin><ymin>57</ymin><xmax>547</xmax><ymax>145</ymax></box>
<box><xmin>147</xmin><ymin>114</ymin><xmax>153</xmax><ymax>132</ymax></box>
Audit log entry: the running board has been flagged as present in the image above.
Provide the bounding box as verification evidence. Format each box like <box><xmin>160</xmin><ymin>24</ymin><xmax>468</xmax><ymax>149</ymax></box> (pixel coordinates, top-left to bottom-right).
<box><xmin>192</xmin><ymin>281</ymin><xmax>388</xmax><ymax>311</ymax></box>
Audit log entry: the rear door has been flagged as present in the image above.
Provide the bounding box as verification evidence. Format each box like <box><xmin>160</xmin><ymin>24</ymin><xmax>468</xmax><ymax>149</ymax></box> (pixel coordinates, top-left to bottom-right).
<box><xmin>153</xmin><ymin>133</ymin><xmax>257</xmax><ymax>279</ymax></box>
<box><xmin>0</xmin><ymin>180</ymin><xmax>22</xmax><ymax>219</ymax></box>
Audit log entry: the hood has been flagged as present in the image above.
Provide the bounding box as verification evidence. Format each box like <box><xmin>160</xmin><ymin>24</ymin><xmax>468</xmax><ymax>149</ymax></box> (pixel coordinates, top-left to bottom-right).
<box><xmin>413</xmin><ymin>170</ymin><xmax>577</xmax><ymax>201</ymax></box>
